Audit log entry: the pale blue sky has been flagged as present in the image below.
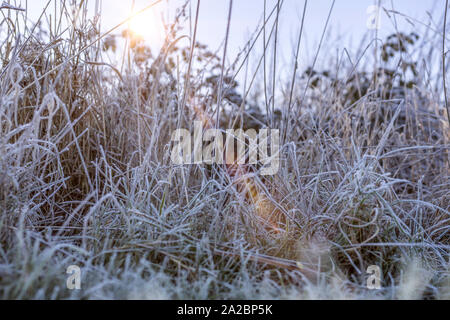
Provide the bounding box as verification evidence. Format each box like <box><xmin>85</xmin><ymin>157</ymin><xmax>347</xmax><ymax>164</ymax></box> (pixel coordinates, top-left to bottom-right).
<box><xmin>20</xmin><ymin>0</ymin><xmax>445</xmax><ymax>74</ymax></box>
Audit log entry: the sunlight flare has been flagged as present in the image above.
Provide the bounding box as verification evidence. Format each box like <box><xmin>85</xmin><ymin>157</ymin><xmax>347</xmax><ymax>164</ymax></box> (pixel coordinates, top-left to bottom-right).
<box><xmin>127</xmin><ymin>7</ymin><xmax>163</xmax><ymax>43</ymax></box>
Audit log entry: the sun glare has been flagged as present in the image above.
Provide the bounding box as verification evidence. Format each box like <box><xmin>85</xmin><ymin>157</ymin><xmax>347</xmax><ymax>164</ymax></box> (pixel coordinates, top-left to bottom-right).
<box><xmin>127</xmin><ymin>8</ymin><xmax>163</xmax><ymax>44</ymax></box>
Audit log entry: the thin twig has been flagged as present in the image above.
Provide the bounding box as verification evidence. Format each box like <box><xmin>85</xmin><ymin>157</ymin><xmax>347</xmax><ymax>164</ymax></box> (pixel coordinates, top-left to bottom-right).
<box><xmin>299</xmin><ymin>0</ymin><xmax>335</xmax><ymax>112</ymax></box>
<box><xmin>0</xmin><ymin>2</ymin><xmax>25</xmax><ymax>12</ymax></box>
<box><xmin>215</xmin><ymin>0</ymin><xmax>234</xmax><ymax>129</ymax></box>
<box><xmin>179</xmin><ymin>0</ymin><xmax>201</xmax><ymax>126</ymax></box>
<box><xmin>443</xmin><ymin>0</ymin><xmax>450</xmax><ymax>125</ymax></box>
<box><xmin>285</xmin><ymin>0</ymin><xmax>308</xmax><ymax>143</ymax></box>
<box><xmin>271</xmin><ymin>0</ymin><xmax>281</xmax><ymax>128</ymax></box>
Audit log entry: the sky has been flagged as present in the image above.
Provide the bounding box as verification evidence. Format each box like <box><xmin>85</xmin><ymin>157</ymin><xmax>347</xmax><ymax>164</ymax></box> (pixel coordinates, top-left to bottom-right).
<box><xmin>14</xmin><ymin>0</ymin><xmax>446</xmax><ymax>80</ymax></box>
<box><xmin>21</xmin><ymin>1</ymin><xmax>443</xmax><ymax>43</ymax></box>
